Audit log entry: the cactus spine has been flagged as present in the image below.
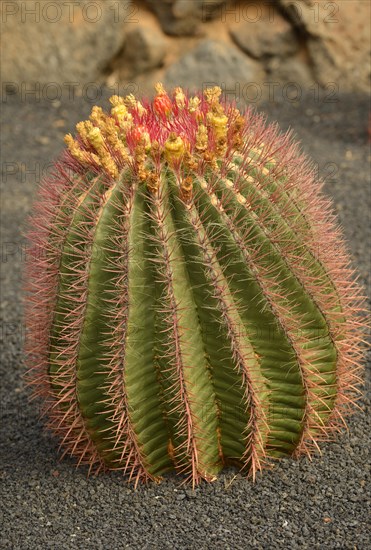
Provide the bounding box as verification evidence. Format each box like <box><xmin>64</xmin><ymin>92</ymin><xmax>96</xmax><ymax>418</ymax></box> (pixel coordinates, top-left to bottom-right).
<box><xmin>25</xmin><ymin>84</ymin><xmax>365</xmax><ymax>485</ymax></box>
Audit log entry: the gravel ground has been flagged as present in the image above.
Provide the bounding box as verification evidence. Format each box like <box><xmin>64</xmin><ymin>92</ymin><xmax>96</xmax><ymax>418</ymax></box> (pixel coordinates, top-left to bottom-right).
<box><xmin>1</xmin><ymin>88</ymin><xmax>370</xmax><ymax>550</ymax></box>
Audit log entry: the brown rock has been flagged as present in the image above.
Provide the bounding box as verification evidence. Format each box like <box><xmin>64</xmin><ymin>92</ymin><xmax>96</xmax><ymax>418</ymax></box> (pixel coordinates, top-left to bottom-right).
<box><xmin>144</xmin><ymin>0</ymin><xmax>226</xmax><ymax>36</ymax></box>
<box><xmin>120</xmin><ymin>26</ymin><xmax>167</xmax><ymax>77</ymax></box>
<box><xmin>277</xmin><ymin>0</ymin><xmax>319</xmax><ymax>33</ymax></box>
<box><xmin>230</xmin><ymin>9</ymin><xmax>299</xmax><ymax>59</ymax></box>
<box><xmin>277</xmin><ymin>0</ymin><xmax>371</xmax><ymax>91</ymax></box>
<box><xmin>1</xmin><ymin>0</ymin><xmax>129</xmax><ymax>86</ymax></box>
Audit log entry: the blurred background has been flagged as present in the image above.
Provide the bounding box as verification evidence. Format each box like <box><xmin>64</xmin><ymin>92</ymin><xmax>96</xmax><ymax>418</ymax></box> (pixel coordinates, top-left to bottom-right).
<box><xmin>1</xmin><ymin>0</ymin><xmax>370</xmax><ymax>98</ymax></box>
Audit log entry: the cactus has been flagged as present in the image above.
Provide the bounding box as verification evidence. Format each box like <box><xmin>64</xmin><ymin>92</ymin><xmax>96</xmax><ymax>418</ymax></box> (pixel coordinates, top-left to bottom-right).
<box><xmin>25</xmin><ymin>84</ymin><xmax>366</xmax><ymax>486</ymax></box>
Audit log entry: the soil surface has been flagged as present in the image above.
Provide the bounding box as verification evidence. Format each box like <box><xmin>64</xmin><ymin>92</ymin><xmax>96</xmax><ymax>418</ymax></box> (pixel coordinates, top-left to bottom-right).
<box><xmin>1</xmin><ymin>90</ymin><xmax>370</xmax><ymax>550</ymax></box>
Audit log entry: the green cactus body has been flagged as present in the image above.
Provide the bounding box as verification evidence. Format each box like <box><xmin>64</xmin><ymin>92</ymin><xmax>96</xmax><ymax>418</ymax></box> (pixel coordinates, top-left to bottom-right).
<box><xmin>25</xmin><ymin>84</ymin><xmax>365</xmax><ymax>485</ymax></box>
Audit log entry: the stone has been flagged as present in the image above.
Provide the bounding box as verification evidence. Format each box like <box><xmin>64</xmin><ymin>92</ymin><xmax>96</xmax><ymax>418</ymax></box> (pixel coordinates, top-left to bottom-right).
<box><xmin>277</xmin><ymin>0</ymin><xmax>371</xmax><ymax>92</ymax></box>
<box><xmin>144</xmin><ymin>0</ymin><xmax>226</xmax><ymax>36</ymax></box>
<box><xmin>267</xmin><ymin>57</ymin><xmax>314</xmax><ymax>87</ymax></box>
<box><xmin>120</xmin><ymin>26</ymin><xmax>167</xmax><ymax>77</ymax></box>
<box><xmin>230</xmin><ymin>9</ymin><xmax>299</xmax><ymax>59</ymax></box>
<box><xmin>164</xmin><ymin>39</ymin><xmax>265</xmax><ymax>100</ymax></box>
<box><xmin>1</xmin><ymin>0</ymin><xmax>129</xmax><ymax>86</ymax></box>
<box><xmin>277</xmin><ymin>0</ymin><xmax>319</xmax><ymax>33</ymax></box>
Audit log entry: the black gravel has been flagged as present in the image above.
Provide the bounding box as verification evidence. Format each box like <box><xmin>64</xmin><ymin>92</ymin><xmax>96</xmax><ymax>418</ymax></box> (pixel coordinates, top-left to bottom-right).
<box><xmin>1</xmin><ymin>88</ymin><xmax>370</xmax><ymax>550</ymax></box>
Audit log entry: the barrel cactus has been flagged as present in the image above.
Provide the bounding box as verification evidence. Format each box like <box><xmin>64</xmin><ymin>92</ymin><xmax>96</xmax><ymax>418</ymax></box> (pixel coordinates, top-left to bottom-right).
<box><xmin>25</xmin><ymin>84</ymin><xmax>365</xmax><ymax>486</ymax></box>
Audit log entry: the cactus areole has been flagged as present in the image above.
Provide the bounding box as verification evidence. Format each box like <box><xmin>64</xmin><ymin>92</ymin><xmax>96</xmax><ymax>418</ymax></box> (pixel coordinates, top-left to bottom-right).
<box><xmin>25</xmin><ymin>84</ymin><xmax>365</xmax><ymax>486</ymax></box>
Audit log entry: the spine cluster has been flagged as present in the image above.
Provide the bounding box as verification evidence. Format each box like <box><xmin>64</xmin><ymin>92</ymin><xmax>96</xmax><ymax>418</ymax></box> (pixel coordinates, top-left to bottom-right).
<box><xmin>25</xmin><ymin>85</ymin><xmax>366</xmax><ymax>485</ymax></box>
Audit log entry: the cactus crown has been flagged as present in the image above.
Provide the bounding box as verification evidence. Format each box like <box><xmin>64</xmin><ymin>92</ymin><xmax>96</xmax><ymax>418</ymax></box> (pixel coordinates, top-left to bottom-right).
<box><xmin>26</xmin><ymin>84</ymin><xmax>366</xmax><ymax>487</ymax></box>
<box><xmin>64</xmin><ymin>83</ymin><xmax>245</xmax><ymax>195</ymax></box>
